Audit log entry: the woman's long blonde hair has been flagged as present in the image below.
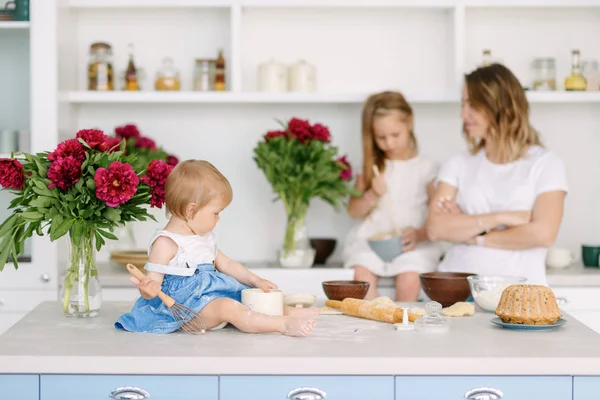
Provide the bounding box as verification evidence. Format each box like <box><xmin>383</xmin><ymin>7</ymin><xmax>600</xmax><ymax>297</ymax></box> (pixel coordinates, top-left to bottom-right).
<box><xmin>361</xmin><ymin>91</ymin><xmax>418</xmax><ymax>191</ymax></box>
<box><xmin>464</xmin><ymin>63</ymin><xmax>542</xmax><ymax>162</ymax></box>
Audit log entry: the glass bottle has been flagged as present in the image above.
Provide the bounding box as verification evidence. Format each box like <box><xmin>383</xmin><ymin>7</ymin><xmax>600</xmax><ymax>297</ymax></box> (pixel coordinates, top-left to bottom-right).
<box><xmin>124</xmin><ymin>43</ymin><xmax>140</xmax><ymax>91</ymax></box>
<box><xmin>532</xmin><ymin>58</ymin><xmax>556</xmax><ymax>91</ymax></box>
<box><xmin>214</xmin><ymin>49</ymin><xmax>226</xmax><ymax>91</ymax></box>
<box><xmin>88</xmin><ymin>42</ymin><xmax>114</xmax><ymax>91</ymax></box>
<box><xmin>194</xmin><ymin>59</ymin><xmax>216</xmax><ymax>91</ymax></box>
<box><xmin>584</xmin><ymin>60</ymin><xmax>600</xmax><ymax>91</ymax></box>
<box><xmin>414</xmin><ymin>301</ymin><xmax>450</xmax><ymax>333</ymax></box>
<box><xmin>155</xmin><ymin>57</ymin><xmax>181</xmax><ymax>91</ymax></box>
<box><xmin>481</xmin><ymin>49</ymin><xmax>492</xmax><ymax>67</ymax></box>
<box><xmin>564</xmin><ymin>50</ymin><xmax>587</xmax><ymax>91</ymax></box>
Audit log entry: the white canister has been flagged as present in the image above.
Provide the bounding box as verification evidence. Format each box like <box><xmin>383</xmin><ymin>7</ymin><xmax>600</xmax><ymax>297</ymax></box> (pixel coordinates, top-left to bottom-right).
<box><xmin>289</xmin><ymin>59</ymin><xmax>317</xmax><ymax>92</ymax></box>
<box><xmin>257</xmin><ymin>59</ymin><xmax>288</xmax><ymax>92</ymax></box>
<box><xmin>241</xmin><ymin>288</ymin><xmax>284</xmax><ymax>316</ymax></box>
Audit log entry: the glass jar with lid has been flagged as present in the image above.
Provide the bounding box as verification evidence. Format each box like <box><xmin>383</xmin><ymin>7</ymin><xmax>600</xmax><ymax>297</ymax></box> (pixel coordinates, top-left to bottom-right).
<box><xmin>531</xmin><ymin>58</ymin><xmax>556</xmax><ymax>91</ymax></box>
<box><xmin>414</xmin><ymin>301</ymin><xmax>450</xmax><ymax>333</ymax></box>
<box><xmin>155</xmin><ymin>57</ymin><xmax>181</xmax><ymax>91</ymax></box>
<box><xmin>88</xmin><ymin>42</ymin><xmax>114</xmax><ymax>91</ymax></box>
<box><xmin>194</xmin><ymin>59</ymin><xmax>216</xmax><ymax>91</ymax></box>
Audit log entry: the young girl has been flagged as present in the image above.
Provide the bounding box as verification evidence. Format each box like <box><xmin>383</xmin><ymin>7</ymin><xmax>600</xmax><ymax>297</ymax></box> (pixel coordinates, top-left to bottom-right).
<box><xmin>115</xmin><ymin>160</ymin><xmax>318</xmax><ymax>336</ymax></box>
<box><xmin>343</xmin><ymin>91</ymin><xmax>442</xmax><ymax>301</ymax></box>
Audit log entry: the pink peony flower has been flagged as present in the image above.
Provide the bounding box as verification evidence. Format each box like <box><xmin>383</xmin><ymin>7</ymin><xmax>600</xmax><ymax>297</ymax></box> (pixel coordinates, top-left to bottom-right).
<box><xmin>115</xmin><ymin>124</ymin><xmax>141</xmax><ymax>140</ymax></box>
<box><xmin>142</xmin><ymin>160</ymin><xmax>173</xmax><ymax>208</ymax></box>
<box><xmin>48</xmin><ymin>139</ymin><xmax>87</xmax><ymax>163</ymax></box>
<box><xmin>47</xmin><ymin>156</ymin><xmax>82</xmax><ymax>190</ymax></box>
<box><xmin>94</xmin><ymin>161</ymin><xmax>139</xmax><ymax>207</ymax></box>
<box><xmin>76</xmin><ymin>129</ymin><xmax>109</xmax><ymax>151</ymax></box>
<box><xmin>264</xmin><ymin>130</ymin><xmax>287</xmax><ymax>141</ymax></box>
<box><xmin>134</xmin><ymin>137</ymin><xmax>157</xmax><ymax>151</ymax></box>
<box><xmin>310</xmin><ymin>123</ymin><xmax>331</xmax><ymax>143</ymax></box>
<box><xmin>288</xmin><ymin>118</ymin><xmax>313</xmax><ymax>143</ymax></box>
<box><xmin>0</xmin><ymin>158</ymin><xmax>25</xmax><ymax>190</ymax></box>
<box><xmin>104</xmin><ymin>137</ymin><xmax>123</xmax><ymax>153</ymax></box>
<box><xmin>166</xmin><ymin>154</ymin><xmax>179</xmax><ymax>166</ymax></box>
<box><xmin>337</xmin><ymin>155</ymin><xmax>352</xmax><ymax>181</ymax></box>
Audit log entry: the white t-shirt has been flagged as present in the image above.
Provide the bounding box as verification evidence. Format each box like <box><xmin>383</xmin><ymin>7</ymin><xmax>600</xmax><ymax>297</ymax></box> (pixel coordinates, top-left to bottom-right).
<box><xmin>436</xmin><ymin>145</ymin><xmax>568</xmax><ymax>285</ymax></box>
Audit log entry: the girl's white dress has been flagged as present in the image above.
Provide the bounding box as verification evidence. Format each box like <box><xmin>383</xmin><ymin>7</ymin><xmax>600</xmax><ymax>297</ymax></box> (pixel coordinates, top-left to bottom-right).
<box><xmin>342</xmin><ymin>156</ymin><xmax>443</xmax><ymax>277</ymax></box>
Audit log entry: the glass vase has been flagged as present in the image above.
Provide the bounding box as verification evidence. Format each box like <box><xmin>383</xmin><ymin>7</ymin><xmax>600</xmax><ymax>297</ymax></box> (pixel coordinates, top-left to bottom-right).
<box><xmin>278</xmin><ymin>213</ymin><xmax>316</xmax><ymax>268</ymax></box>
<box><xmin>60</xmin><ymin>230</ymin><xmax>102</xmax><ymax>318</ymax></box>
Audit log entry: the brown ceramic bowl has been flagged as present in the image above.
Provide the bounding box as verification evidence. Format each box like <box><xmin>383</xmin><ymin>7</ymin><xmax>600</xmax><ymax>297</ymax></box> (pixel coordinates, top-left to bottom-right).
<box><xmin>310</xmin><ymin>238</ymin><xmax>337</xmax><ymax>265</ymax></box>
<box><xmin>419</xmin><ymin>272</ymin><xmax>475</xmax><ymax>307</ymax></box>
<box><xmin>322</xmin><ymin>280</ymin><xmax>370</xmax><ymax>301</ymax></box>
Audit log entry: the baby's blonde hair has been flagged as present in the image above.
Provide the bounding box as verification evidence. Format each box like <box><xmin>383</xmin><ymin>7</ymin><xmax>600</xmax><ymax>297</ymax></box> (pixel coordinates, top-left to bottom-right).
<box><xmin>165</xmin><ymin>160</ymin><xmax>233</xmax><ymax>219</ymax></box>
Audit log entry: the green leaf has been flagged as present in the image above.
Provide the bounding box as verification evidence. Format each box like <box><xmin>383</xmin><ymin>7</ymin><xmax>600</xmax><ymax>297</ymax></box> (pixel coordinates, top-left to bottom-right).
<box><xmin>0</xmin><ymin>214</ymin><xmax>19</xmax><ymax>238</ymax></box>
<box><xmin>50</xmin><ymin>218</ymin><xmax>74</xmax><ymax>241</ymax></box>
<box><xmin>94</xmin><ymin>231</ymin><xmax>105</xmax><ymax>251</ymax></box>
<box><xmin>103</xmin><ymin>207</ymin><xmax>121</xmax><ymax>223</ymax></box>
<box><xmin>71</xmin><ymin>221</ymin><xmax>83</xmax><ymax>246</ymax></box>
<box><xmin>96</xmin><ymin>228</ymin><xmax>118</xmax><ymax>240</ymax></box>
<box><xmin>20</xmin><ymin>211</ymin><xmax>43</xmax><ymax>221</ymax></box>
<box><xmin>29</xmin><ymin>196</ymin><xmax>54</xmax><ymax>209</ymax></box>
<box><xmin>0</xmin><ymin>232</ymin><xmax>15</xmax><ymax>271</ymax></box>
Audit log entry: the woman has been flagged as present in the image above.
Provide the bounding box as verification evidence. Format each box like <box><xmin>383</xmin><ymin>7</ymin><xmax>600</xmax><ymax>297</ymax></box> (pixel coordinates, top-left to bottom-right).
<box><xmin>426</xmin><ymin>63</ymin><xmax>568</xmax><ymax>286</ymax></box>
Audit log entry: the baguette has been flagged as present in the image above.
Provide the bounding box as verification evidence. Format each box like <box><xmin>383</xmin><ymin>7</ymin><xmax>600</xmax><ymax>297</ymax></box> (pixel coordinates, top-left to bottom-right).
<box><xmin>325</xmin><ymin>298</ymin><xmax>421</xmax><ymax>323</ymax></box>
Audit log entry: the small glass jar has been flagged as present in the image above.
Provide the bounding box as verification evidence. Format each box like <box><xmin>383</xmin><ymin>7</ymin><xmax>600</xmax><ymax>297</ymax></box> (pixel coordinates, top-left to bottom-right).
<box><xmin>415</xmin><ymin>301</ymin><xmax>450</xmax><ymax>333</ymax></box>
<box><xmin>531</xmin><ymin>58</ymin><xmax>556</xmax><ymax>91</ymax></box>
<box><xmin>88</xmin><ymin>42</ymin><xmax>114</xmax><ymax>91</ymax></box>
<box><xmin>194</xmin><ymin>59</ymin><xmax>216</xmax><ymax>91</ymax></box>
<box><xmin>155</xmin><ymin>57</ymin><xmax>181</xmax><ymax>91</ymax></box>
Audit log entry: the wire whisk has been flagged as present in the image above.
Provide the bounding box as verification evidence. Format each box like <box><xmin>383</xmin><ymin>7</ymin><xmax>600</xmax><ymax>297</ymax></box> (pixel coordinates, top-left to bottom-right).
<box><xmin>126</xmin><ymin>264</ymin><xmax>207</xmax><ymax>334</ymax></box>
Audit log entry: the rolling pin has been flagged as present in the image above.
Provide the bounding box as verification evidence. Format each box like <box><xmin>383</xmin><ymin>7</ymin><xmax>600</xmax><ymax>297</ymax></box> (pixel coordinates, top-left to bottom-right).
<box><xmin>325</xmin><ymin>298</ymin><xmax>421</xmax><ymax>323</ymax></box>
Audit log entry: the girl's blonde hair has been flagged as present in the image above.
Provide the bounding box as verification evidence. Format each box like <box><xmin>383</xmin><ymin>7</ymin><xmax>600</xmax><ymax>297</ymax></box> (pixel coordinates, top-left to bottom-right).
<box><xmin>165</xmin><ymin>160</ymin><xmax>233</xmax><ymax>219</ymax></box>
<box><xmin>464</xmin><ymin>63</ymin><xmax>542</xmax><ymax>162</ymax></box>
<box><xmin>361</xmin><ymin>91</ymin><xmax>418</xmax><ymax>190</ymax></box>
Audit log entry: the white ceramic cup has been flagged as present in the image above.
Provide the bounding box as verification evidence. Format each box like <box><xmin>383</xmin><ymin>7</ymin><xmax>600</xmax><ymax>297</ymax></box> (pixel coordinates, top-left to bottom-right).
<box><xmin>546</xmin><ymin>247</ymin><xmax>578</xmax><ymax>269</ymax></box>
<box><xmin>241</xmin><ymin>288</ymin><xmax>284</xmax><ymax>316</ymax></box>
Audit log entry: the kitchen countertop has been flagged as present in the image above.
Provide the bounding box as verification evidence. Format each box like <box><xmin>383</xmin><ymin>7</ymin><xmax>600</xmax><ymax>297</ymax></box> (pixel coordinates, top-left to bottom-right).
<box><xmin>1</xmin><ymin>301</ymin><xmax>600</xmax><ymax>375</ymax></box>
<box><xmin>95</xmin><ymin>261</ymin><xmax>600</xmax><ymax>288</ymax></box>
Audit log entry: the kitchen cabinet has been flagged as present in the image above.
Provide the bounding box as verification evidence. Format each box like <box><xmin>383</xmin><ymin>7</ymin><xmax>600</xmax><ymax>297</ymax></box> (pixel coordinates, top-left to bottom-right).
<box><xmin>552</xmin><ymin>287</ymin><xmax>600</xmax><ymax>334</ymax></box>
<box><xmin>574</xmin><ymin>377</ymin><xmax>600</xmax><ymax>400</ymax></box>
<box><xmin>0</xmin><ymin>374</ymin><xmax>38</xmax><ymax>400</ymax></box>
<box><xmin>395</xmin><ymin>376</ymin><xmax>572</xmax><ymax>400</ymax></box>
<box><xmin>220</xmin><ymin>376</ymin><xmax>394</xmax><ymax>400</ymax></box>
<box><xmin>40</xmin><ymin>375</ymin><xmax>218</xmax><ymax>400</ymax></box>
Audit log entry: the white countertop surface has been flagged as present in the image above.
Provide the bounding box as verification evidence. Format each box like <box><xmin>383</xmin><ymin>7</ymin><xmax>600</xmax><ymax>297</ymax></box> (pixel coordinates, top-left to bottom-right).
<box><xmin>1</xmin><ymin>301</ymin><xmax>600</xmax><ymax>375</ymax></box>
<box><xmin>95</xmin><ymin>261</ymin><xmax>600</xmax><ymax>288</ymax></box>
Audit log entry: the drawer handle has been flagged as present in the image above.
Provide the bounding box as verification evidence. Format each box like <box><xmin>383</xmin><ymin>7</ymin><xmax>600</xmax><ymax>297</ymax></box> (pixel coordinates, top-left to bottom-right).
<box><xmin>40</xmin><ymin>273</ymin><xmax>51</xmax><ymax>283</ymax></box>
<box><xmin>287</xmin><ymin>387</ymin><xmax>327</xmax><ymax>400</ymax></box>
<box><xmin>109</xmin><ymin>386</ymin><xmax>150</xmax><ymax>399</ymax></box>
<box><xmin>465</xmin><ymin>387</ymin><xmax>503</xmax><ymax>400</ymax></box>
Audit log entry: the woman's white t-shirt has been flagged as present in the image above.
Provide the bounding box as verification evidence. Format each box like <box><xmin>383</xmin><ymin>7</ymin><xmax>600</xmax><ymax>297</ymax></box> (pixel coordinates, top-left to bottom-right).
<box><xmin>436</xmin><ymin>145</ymin><xmax>568</xmax><ymax>286</ymax></box>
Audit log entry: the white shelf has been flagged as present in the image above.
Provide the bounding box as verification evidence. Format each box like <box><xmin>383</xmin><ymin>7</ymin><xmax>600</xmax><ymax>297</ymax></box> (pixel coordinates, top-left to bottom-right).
<box><xmin>63</xmin><ymin>91</ymin><xmax>600</xmax><ymax>104</ymax></box>
<box><xmin>0</xmin><ymin>22</ymin><xmax>29</xmax><ymax>29</ymax></box>
<box><xmin>69</xmin><ymin>0</ymin><xmax>230</xmax><ymax>7</ymax></box>
<box><xmin>63</xmin><ymin>91</ymin><xmax>460</xmax><ymax>104</ymax></box>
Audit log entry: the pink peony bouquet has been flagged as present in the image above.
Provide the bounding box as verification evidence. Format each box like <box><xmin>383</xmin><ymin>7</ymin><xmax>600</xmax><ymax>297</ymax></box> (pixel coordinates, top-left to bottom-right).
<box><xmin>0</xmin><ymin>128</ymin><xmax>174</xmax><ymax>316</ymax></box>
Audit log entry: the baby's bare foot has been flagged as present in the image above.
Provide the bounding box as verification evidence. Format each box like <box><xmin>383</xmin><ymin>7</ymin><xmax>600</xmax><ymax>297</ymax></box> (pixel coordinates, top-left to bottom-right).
<box><xmin>285</xmin><ymin>307</ymin><xmax>321</xmax><ymax>319</ymax></box>
<box><xmin>283</xmin><ymin>317</ymin><xmax>317</xmax><ymax>337</ymax></box>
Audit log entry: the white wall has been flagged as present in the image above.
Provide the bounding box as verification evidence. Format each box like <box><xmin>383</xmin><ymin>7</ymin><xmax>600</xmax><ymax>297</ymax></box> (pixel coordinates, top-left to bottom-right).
<box><xmin>53</xmin><ymin>4</ymin><xmax>600</xmax><ymax>264</ymax></box>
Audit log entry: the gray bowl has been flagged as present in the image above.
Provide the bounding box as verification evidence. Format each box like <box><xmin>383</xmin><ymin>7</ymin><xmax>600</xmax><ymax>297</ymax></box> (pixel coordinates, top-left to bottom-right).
<box><xmin>368</xmin><ymin>236</ymin><xmax>403</xmax><ymax>262</ymax></box>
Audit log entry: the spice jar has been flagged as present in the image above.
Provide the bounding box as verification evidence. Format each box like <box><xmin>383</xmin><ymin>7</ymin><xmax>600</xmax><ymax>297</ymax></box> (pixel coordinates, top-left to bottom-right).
<box><xmin>88</xmin><ymin>42</ymin><xmax>114</xmax><ymax>91</ymax></box>
<box><xmin>155</xmin><ymin>57</ymin><xmax>181</xmax><ymax>91</ymax></box>
<box><xmin>214</xmin><ymin>49</ymin><xmax>226</xmax><ymax>91</ymax></box>
<box><xmin>531</xmin><ymin>58</ymin><xmax>556</xmax><ymax>91</ymax></box>
<box><xmin>194</xmin><ymin>59</ymin><xmax>216</xmax><ymax>91</ymax></box>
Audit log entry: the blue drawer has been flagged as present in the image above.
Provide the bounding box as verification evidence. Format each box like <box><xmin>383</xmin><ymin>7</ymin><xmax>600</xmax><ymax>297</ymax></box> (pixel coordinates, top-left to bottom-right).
<box><xmin>574</xmin><ymin>376</ymin><xmax>600</xmax><ymax>400</ymax></box>
<box><xmin>220</xmin><ymin>376</ymin><xmax>394</xmax><ymax>400</ymax></box>
<box><xmin>0</xmin><ymin>375</ymin><xmax>39</xmax><ymax>400</ymax></box>
<box><xmin>396</xmin><ymin>376</ymin><xmax>572</xmax><ymax>400</ymax></box>
<box><xmin>40</xmin><ymin>375</ymin><xmax>217</xmax><ymax>400</ymax></box>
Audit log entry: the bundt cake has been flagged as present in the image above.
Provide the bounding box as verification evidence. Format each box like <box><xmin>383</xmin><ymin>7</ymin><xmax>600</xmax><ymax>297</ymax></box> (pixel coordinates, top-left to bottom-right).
<box><xmin>495</xmin><ymin>284</ymin><xmax>562</xmax><ymax>325</ymax></box>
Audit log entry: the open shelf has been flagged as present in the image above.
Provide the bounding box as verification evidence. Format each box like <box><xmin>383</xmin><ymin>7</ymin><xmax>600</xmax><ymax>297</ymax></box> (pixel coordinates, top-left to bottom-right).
<box><xmin>0</xmin><ymin>22</ymin><xmax>29</xmax><ymax>29</ymax></box>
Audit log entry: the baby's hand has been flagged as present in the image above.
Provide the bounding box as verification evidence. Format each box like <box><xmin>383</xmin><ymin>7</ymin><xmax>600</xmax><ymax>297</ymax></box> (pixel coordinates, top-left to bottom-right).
<box><xmin>255</xmin><ymin>278</ymin><xmax>278</xmax><ymax>293</ymax></box>
<box><xmin>130</xmin><ymin>276</ymin><xmax>161</xmax><ymax>300</ymax></box>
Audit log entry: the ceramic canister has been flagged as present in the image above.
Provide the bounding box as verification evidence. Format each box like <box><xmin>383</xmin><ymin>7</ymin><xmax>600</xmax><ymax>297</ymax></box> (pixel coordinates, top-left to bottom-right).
<box><xmin>257</xmin><ymin>59</ymin><xmax>288</xmax><ymax>92</ymax></box>
<box><xmin>288</xmin><ymin>59</ymin><xmax>317</xmax><ymax>92</ymax></box>
<box><xmin>241</xmin><ymin>288</ymin><xmax>284</xmax><ymax>316</ymax></box>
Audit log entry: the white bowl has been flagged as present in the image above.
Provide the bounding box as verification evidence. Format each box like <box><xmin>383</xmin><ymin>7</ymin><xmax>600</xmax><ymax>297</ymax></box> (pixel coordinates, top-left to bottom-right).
<box><xmin>241</xmin><ymin>288</ymin><xmax>284</xmax><ymax>316</ymax></box>
<box><xmin>467</xmin><ymin>275</ymin><xmax>527</xmax><ymax>313</ymax></box>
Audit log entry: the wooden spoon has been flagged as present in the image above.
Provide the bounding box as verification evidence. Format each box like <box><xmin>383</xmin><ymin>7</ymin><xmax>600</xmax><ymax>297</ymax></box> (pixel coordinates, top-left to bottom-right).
<box><xmin>372</xmin><ymin>164</ymin><xmax>402</xmax><ymax>237</ymax></box>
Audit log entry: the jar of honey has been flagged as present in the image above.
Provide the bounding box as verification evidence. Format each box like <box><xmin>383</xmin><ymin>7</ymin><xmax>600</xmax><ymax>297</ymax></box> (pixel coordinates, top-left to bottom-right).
<box><xmin>155</xmin><ymin>57</ymin><xmax>181</xmax><ymax>91</ymax></box>
<box><xmin>88</xmin><ymin>42</ymin><xmax>114</xmax><ymax>91</ymax></box>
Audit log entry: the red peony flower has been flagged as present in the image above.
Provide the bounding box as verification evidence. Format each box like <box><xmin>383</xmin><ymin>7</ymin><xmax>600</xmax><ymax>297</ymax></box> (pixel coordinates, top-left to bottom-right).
<box><xmin>142</xmin><ymin>159</ymin><xmax>173</xmax><ymax>208</ymax></box>
<box><xmin>134</xmin><ymin>137</ymin><xmax>157</xmax><ymax>151</ymax></box>
<box><xmin>264</xmin><ymin>130</ymin><xmax>287</xmax><ymax>141</ymax></box>
<box><xmin>47</xmin><ymin>156</ymin><xmax>82</xmax><ymax>190</ymax></box>
<box><xmin>310</xmin><ymin>123</ymin><xmax>331</xmax><ymax>143</ymax></box>
<box><xmin>287</xmin><ymin>118</ymin><xmax>313</xmax><ymax>143</ymax></box>
<box><xmin>115</xmin><ymin>124</ymin><xmax>141</xmax><ymax>140</ymax></box>
<box><xmin>0</xmin><ymin>158</ymin><xmax>25</xmax><ymax>190</ymax></box>
<box><xmin>166</xmin><ymin>154</ymin><xmax>179</xmax><ymax>166</ymax></box>
<box><xmin>104</xmin><ymin>137</ymin><xmax>123</xmax><ymax>153</ymax></box>
<box><xmin>337</xmin><ymin>155</ymin><xmax>352</xmax><ymax>181</ymax></box>
<box><xmin>76</xmin><ymin>129</ymin><xmax>109</xmax><ymax>151</ymax></box>
<box><xmin>48</xmin><ymin>139</ymin><xmax>87</xmax><ymax>163</ymax></box>
<box><xmin>94</xmin><ymin>161</ymin><xmax>139</xmax><ymax>207</ymax></box>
